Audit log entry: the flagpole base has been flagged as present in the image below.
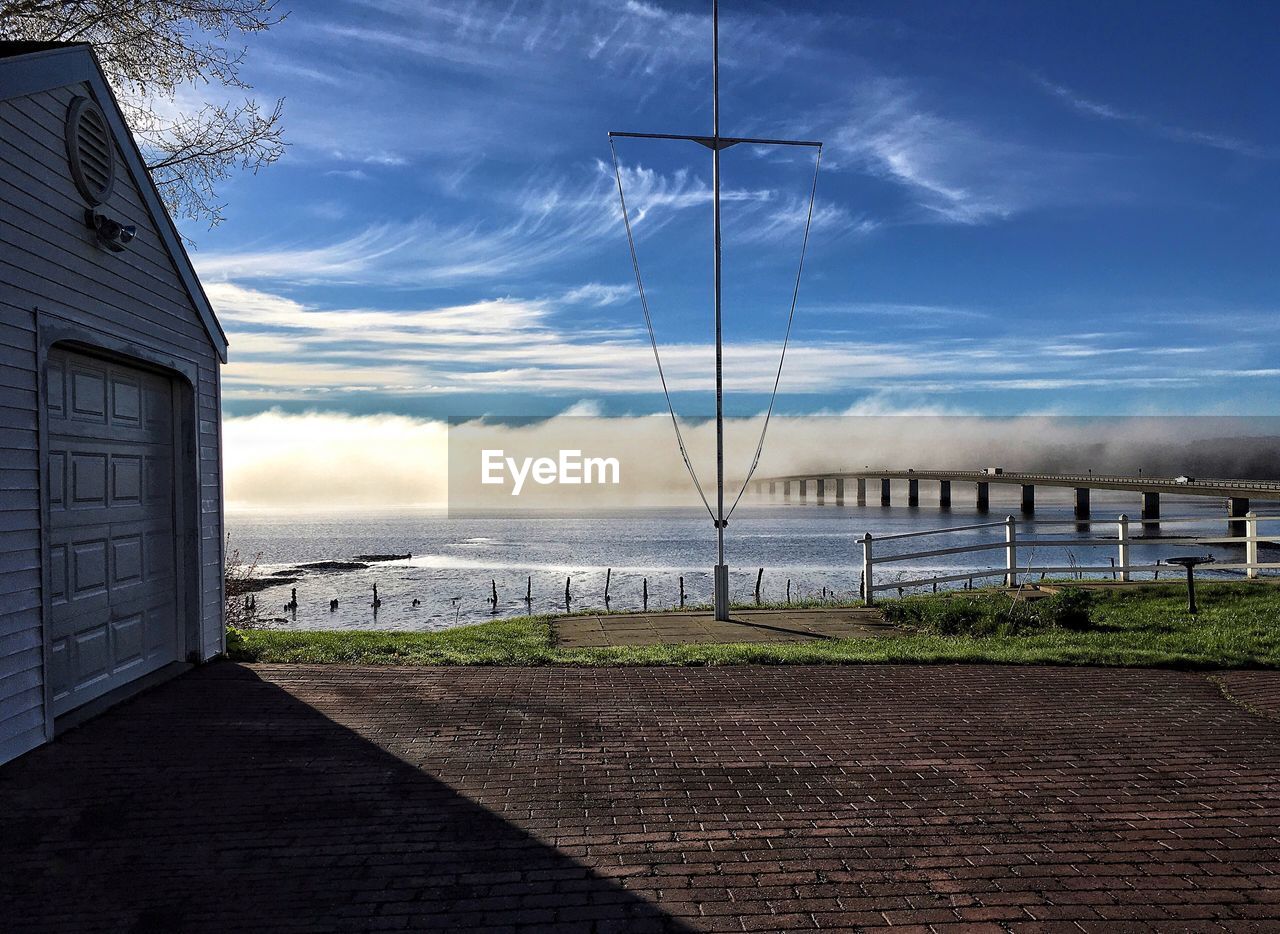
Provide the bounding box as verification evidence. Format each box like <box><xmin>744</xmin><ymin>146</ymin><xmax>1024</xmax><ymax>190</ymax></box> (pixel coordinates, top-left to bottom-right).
<box><xmin>713</xmin><ymin>564</ymin><xmax>730</xmax><ymax>621</ymax></box>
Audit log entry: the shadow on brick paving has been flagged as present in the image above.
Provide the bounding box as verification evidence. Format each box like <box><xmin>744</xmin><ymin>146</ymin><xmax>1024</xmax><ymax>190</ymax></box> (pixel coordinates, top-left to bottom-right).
<box><xmin>0</xmin><ymin>664</ymin><xmax>691</xmax><ymax>933</ymax></box>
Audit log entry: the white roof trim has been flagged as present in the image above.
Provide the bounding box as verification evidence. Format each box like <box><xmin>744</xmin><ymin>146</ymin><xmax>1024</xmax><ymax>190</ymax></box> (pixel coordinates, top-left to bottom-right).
<box><xmin>0</xmin><ymin>44</ymin><xmax>229</xmax><ymax>362</ymax></box>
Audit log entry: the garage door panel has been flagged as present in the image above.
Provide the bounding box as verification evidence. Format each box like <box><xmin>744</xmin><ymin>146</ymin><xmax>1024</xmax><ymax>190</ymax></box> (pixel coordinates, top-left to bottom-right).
<box><xmin>46</xmin><ymin>357</ymin><xmax>65</xmax><ymax>417</ymax></box>
<box><xmin>73</xmin><ymin>625</ymin><xmax>110</xmax><ymax>682</ymax></box>
<box><xmin>111</xmin><ymin>534</ymin><xmax>143</xmax><ymax>585</ymax></box>
<box><xmin>70</xmin><ymin>452</ymin><xmax>108</xmax><ymax>507</ymax></box>
<box><xmin>111</xmin><ymin>373</ymin><xmax>142</xmax><ymax>424</ymax></box>
<box><xmin>47</xmin><ymin>451</ymin><xmax>65</xmax><ymax>506</ymax></box>
<box><xmin>144</xmin><ymin>455</ymin><xmax>171</xmax><ymax>505</ymax></box>
<box><xmin>47</xmin><ymin>348</ymin><xmax>180</xmax><ymax>718</ymax></box>
<box><xmin>142</xmin><ymin>381</ymin><xmax>172</xmax><ymax>432</ymax></box>
<box><xmin>144</xmin><ymin>604</ymin><xmax>177</xmax><ymax>658</ymax></box>
<box><xmin>70</xmin><ymin>538</ymin><xmax>108</xmax><ymax>597</ymax></box>
<box><xmin>144</xmin><ymin>528</ymin><xmax>174</xmax><ymax>577</ymax></box>
<box><xmin>49</xmin><ymin>591</ymin><xmax>109</xmax><ymax>640</ymax></box>
<box><xmin>47</xmin><ymin>544</ymin><xmax>67</xmax><ymax>605</ymax></box>
<box><xmin>112</xmin><ymin>613</ymin><xmax>145</xmax><ymax>668</ymax></box>
<box><xmin>111</xmin><ymin>455</ymin><xmax>142</xmax><ymax>503</ymax></box>
<box><xmin>68</xmin><ymin>363</ymin><xmax>108</xmax><ymax>423</ymax></box>
<box><xmin>47</xmin><ymin>638</ymin><xmax>70</xmax><ymax>704</ymax></box>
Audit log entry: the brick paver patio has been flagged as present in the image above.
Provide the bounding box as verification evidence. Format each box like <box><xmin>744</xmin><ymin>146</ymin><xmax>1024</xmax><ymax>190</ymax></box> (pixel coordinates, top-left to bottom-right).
<box><xmin>2</xmin><ymin>663</ymin><xmax>1280</xmax><ymax>932</ymax></box>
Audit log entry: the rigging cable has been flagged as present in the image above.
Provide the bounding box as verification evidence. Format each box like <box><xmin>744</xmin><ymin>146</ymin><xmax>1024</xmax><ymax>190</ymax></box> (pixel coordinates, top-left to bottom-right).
<box><xmin>610</xmin><ymin>140</ymin><xmax>823</xmax><ymax>523</ymax></box>
<box><xmin>609</xmin><ymin>138</ymin><xmax>716</xmax><ymax>521</ymax></box>
<box><xmin>725</xmin><ymin>144</ymin><xmax>823</xmax><ymax>519</ymax></box>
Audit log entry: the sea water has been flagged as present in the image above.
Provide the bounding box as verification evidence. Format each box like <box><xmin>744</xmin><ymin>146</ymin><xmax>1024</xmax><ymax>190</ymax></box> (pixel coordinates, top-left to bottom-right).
<box><xmin>225</xmin><ymin>486</ymin><xmax>1272</xmax><ymax>632</ymax></box>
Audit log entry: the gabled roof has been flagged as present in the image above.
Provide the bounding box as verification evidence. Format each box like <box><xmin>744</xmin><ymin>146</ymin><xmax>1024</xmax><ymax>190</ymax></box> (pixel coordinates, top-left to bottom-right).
<box><xmin>0</xmin><ymin>42</ymin><xmax>229</xmax><ymax>362</ymax></box>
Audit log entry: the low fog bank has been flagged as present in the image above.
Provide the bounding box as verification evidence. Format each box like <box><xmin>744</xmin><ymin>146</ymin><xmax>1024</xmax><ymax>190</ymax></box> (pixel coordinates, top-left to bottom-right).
<box><xmin>224</xmin><ymin>411</ymin><xmax>1280</xmax><ymax>509</ymax></box>
<box><xmin>770</xmin><ymin>417</ymin><xmax>1280</xmax><ymax>480</ymax></box>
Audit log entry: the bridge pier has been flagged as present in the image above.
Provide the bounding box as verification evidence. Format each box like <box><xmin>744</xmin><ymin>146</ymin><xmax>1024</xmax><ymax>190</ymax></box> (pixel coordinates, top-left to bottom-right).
<box><xmin>783</xmin><ymin>480</ymin><xmax>791</xmax><ymax>501</ymax></box>
<box><xmin>816</xmin><ymin>478</ymin><xmax>825</xmax><ymax>505</ymax></box>
<box><xmin>880</xmin><ymin>478</ymin><xmax>891</xmax><ymax>506</ymax></box>
<box><xmin>1142</xmin><ymin>491</ymin><xmax>1160</xmax><ymax>522</ymax></box>
<box><xmin>768</xmin><ymin>481</ymin><xmax>776</xmax><ymax>498</ymax></box>
<box><xmin>939</xmin><ymin>480</ymin><xmax>951</xmax><ymax>509</ymax></box>
<box><xmin>976</xmin><ymin>482</ymin><xmax>989</xmax><ymax>512</ymax></box>
<box><xmin>1229</xmin><ymin>497</ymin><xmax>1250</xmax><ymax>537</ymax></box>
<box><xmin>1074</xmin><ymin>487</ymin><xmax>1090</xmax><ymax>519</ymax></box>
<box><xmin>835</xmin><ymin>478</ymin><xmax>844</xmax><ymax>506</ymax></box>
<box><xmin>907</xmin><ymin>478</ymin><xmax>919</xmax><ymax>507</ymax></box>
<box><xmin>1021</xmin><ymin>484</ymin><xmax>1035</xmax><ymax>514</ymax></box>
<box><xmin>799</xmin><ymin>479</ymin><xmax>808</xmax><ymax>503</ymax></box>
<box><xmin>856</xmin><ymin>478</ymin><xmax>866</xmax><ymax>505</ymax></box>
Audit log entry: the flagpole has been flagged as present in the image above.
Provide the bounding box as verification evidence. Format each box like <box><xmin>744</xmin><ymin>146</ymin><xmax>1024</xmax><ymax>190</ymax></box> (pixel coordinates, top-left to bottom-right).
<box><xmin>711</xmin><ymin>0</ymin><xmax>729</xmax><ymax>621</ymax></box>
<box><xmin>609</xmin><ymin>0</ymin><xmax>821</xmax><ymax>623</ymax></box>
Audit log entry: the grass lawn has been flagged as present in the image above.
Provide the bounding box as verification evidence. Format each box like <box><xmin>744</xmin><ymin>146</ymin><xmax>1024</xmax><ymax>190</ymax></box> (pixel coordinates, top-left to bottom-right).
<box><xmin>226</xmin><ymin>582</ymin><xmax>1280</xmax><ymax>669</ymax></box>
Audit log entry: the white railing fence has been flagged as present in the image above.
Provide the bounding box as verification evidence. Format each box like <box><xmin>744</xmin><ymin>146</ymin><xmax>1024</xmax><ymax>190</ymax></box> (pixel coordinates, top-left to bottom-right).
<box><xmin>859</xmin><ymin>512</ymin><xmax>1280</xmax><ymax>604</ymax></box>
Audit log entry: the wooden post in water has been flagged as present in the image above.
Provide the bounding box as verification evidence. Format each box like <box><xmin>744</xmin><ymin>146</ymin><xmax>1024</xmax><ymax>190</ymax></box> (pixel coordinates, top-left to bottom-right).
<box><xmin>679</xmin><ymin>576</ymin><xmax>685</xmax><ymax>607</ymax></box>
<box><xmin>490</xmin><ymin>579</ymin><xmax>498</xmax><ymax>610</ymax></box>
<box><xmin>526</xmin><ymin>575</ymin><xmax>532</xmax><ymax>606</ymax></box>
<box><xmin>787</xmin><ymin>579</ymin><xmax>791</xmax><ymax>605</ymax></box>
<box><xmin>643</xmin><ymin>577</ymin><xmax>648</xmax><ymax>610</ymax></box>
<box><xmin>604</xmin><ymin>568</ymin><xmax>611</xmax><ymax>605</ymax></box>
<box><xmin>755</xmin><ymin>568</ymin><xmax>763</xmax><ymax>605</ymax></box>
<box><xmin>565</xmin><ymin>576</ymin><xmax>571</xmax><ymax>609</ymax></box>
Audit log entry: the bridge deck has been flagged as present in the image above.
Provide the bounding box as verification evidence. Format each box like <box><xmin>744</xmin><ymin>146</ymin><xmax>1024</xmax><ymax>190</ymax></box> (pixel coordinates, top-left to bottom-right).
<box><xmin>760</xmin><ymin>469</ymin><xmax>1280</xmax><ymax>500</ymax></box>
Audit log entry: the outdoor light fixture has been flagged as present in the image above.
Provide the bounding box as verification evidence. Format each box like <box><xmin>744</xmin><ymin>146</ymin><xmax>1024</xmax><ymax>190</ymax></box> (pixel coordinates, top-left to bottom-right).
<box><xmin>85</xmin><ymin>209</ymin><xmax>136</xmax><ymax>253</ymax></box>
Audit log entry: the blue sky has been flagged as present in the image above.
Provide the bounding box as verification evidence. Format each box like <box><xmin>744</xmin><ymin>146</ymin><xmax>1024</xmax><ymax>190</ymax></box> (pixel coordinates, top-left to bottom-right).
<box><xmin>190</xmin><ymin>0</ymin><xmax>1280</xmax><ymax>420</ymax></box>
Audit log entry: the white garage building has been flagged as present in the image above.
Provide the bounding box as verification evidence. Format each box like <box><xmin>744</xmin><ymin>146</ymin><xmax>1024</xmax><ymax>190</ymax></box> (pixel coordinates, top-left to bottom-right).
<box><xmin>1</xmin><ymin>42</ymin><xmax>227</xmax><ymax>765</ymax></box>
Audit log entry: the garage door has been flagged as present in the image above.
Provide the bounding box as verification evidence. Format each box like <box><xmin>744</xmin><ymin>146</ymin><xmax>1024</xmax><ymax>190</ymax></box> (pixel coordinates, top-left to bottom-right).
<box><xmin>45</xmin><ymin>348</ymin><xmax>181</xmax><ymax>717</ymax></box>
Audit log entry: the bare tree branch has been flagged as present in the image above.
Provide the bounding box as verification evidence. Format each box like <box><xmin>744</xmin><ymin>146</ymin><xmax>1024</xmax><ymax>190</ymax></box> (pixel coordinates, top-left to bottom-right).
<box><xmin>1</xmin><ymin>0</ymin><xmax>287</xmax><ymax>228</ymax></box>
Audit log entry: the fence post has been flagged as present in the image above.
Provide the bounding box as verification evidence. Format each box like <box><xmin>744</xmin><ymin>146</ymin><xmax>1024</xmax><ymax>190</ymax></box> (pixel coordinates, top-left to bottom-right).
<box><xmin>1117</xmin><ymin>514</ymin><xmax>1130</xmax><ymax>582</ymax></box>
<box><xmin>1004</xmin><ymin>516</ymin><xmax>1017</xmax><ymax>587</ymax></box>
<box><xmin>861</xmin><ymin>533</ymin><xmax>874</xmax><ymax>605</ymax></box>
<box><xmin>1246</xmin><ymin>512</ymin><xmax>1259</xmax><ymax>579</ymax></box>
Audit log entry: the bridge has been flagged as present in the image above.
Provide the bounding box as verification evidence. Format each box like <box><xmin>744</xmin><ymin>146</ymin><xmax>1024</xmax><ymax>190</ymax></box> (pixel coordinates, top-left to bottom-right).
<box><xmin>753</xmin><ymin>469</ymin><xmax>1280</xmax><ymax>528</ymax></box>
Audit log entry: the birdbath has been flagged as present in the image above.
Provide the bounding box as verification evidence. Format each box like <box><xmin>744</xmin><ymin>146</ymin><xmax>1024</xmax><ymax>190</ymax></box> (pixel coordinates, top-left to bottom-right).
<box><xmin>1164</xmin><ymin>555</ymin><xmax>1215</xmax><ymax>614</ymax></box>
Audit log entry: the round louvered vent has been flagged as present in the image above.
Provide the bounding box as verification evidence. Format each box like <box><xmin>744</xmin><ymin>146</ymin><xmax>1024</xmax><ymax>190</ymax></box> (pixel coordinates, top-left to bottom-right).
<box><xmin>66</xmin><ymin>97</ymin><xmax>115</xmax><ymax>206</ymax></box>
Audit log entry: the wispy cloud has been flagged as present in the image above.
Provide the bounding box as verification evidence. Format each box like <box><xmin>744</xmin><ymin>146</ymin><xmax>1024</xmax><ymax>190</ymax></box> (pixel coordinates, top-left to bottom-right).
<box><xmin>208</xmin><ymin>281</ymin><xmax>1276</xmax><ymax>407</ymax></box>
<box><xmin>561</xmin><ymin>283</ymin><xmax>634</xmax><ymax>306</ymax></box>
<box><xmin>322</xmin><ymin>0</ymin><xmax>823</xmax><ymax>80</ymax></box>
<box><xmin>732</xmin><ymin>196</ymin><xmax>878</xmax><ymax>245</ymax></box>
<box><xmin>328</xmin><ymin>149</ymin><xmax>409</xmax><ymax>167</ymax></box>
<box><xmin>1035</xmin><ymin>77</ymin><xmax>1268</xmax><ymax>158</ymax></box>
<box><xmin>198</xmin><ymin>160</ymin><xmax>801</xmax><ymax>287</ymax></box>
<box><xmin>829</xmin><ymin>79</ymin><xmax>1094</xmax><ymax>224</ymax></box>
<box><xmin>808</xmin><ymin>302</ymin><xmax>989</xmax><ymax>323</ymax></box>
